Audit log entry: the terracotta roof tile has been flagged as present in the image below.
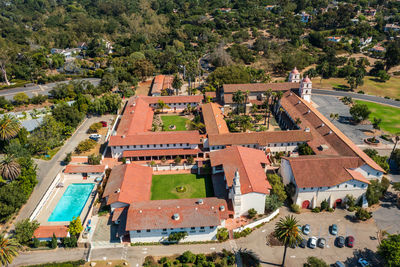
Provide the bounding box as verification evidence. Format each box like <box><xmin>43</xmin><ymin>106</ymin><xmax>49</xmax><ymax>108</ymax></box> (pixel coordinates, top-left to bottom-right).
<box><xmin>201</xmin><ymin>103</ymin><xmax>229</xmax><ymax>135</ymax></box>
<box><xmin>151</xmin><ymin>75</ymin><xmax>165</xmax><ymax>94</ymax></box>
<box><xmin>117</xmin><ymin>97</ymin><xmax>154</xmax><ymax>136</ymax></box>
<box><xmin>64</xmin><ymin>164</ymin><xmax>105</xmax><ymax>173</ymax></box>
<box><xmin>109</xmin><ymin>131</ymin><xmax>201</xmax><ymax>146</ymax></box>
<box><xmin>103</xmin><ymin>164</ymin><xmax>152</xmax><ymax>205</ymax></box>
<box><xmin>284</xmin><ymin>155</ymin><xmax>369</xmax><ymax>188</ymax></box>
<box><xmin>208</xmin><ymin>130</ymin><xmax>312</xmax><ymax>146</ymax></box>
<box><xmin>210</xmin><ymin>146</ymin><xmax>271</xmax><ymax>194</ymax></box>
<box><xmin>33</xmin><ymin>225</ymin><xmax>69</xmax><ymax>239</ymax></box>
<box><xmin>126</xmin><ymin>198</ymin><xmax>228</xmax><ymax>231</ymax></box>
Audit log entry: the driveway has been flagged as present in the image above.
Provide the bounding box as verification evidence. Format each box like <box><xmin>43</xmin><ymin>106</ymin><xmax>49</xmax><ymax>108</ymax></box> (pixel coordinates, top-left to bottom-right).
<box><xmin>11</xmin><ymin>208</ymin><xmax>382</xmax><ymax>267</ymax></box>
<box><xmin>312</xmin><ymin>95</ymin><xmax>392</xmax><ymax>146</ymax></box>
<box><xmin>373</xmin><ymin>189</ymin><xmax>400</xmax><ymax>235</ymax></box>
<box><xmin>12</xmin><ymin>115</ymin><xmax>115</xmax><ymax>226</ymax></box>
<box><xmin>0</xmin><ymin>78</ymin><xmax>100</xmax><ymax>100</ymax></box>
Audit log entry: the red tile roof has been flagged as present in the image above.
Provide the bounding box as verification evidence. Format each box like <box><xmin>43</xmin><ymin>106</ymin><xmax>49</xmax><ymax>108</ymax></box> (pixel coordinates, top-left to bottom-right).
<box><xmin>64</xmin><ymin>164</ymin><xmax>105</xmax><ymax>173</ymax></box>
<box><xmin>152</xmin><ymin>75</ymin><xmax>165</xmax><ymax>94</ymax></box>
<box><xmin>126</xmin><ymin>198</ymin><xmax>228</xmax><ymax>231</ymax></box>
<box><xmin>103</xmin><ymin>164</ymin><xmax>152</xmax><ymax>205</ymax></box>
<box><xmin>123</xmin><ymin>148</ymin><xmax>200</xmax><ymax>158</ymax></box>
<box><xmin>208</xmin><ymin>130</ymin><xmax>312</xmax><ymax>146</ymax></box>
<box><xmin>33</xmin><ymin>225</ymin><xmax>69</xmax><ymax>239</ymax></box>
<box><xmin>284</xmin><ymin>155</ymin><xmax>370</xmax><ymax>188</ymax></box>
<box><xmin>201</xmin><ymin>103</ymin><xmax>229</xmax><ymax>135</ymax></box>
<box><xmin>117</xmin><ymin>97</ymin><xmax>154</xmax><ymax>136</ymax></box>
<box><xmin>109</xmin><ymin>131</ymin><xmax>202</xmax><ymax>146</ymax></box>
<box><xmin>279</xmin><ymin>91</ymin><xmax>385</xmax><ymax>172</ymax></box>
<box><xmin>210</xmin><ymin>146</ymin><xmax>271</xmax><ymax>194</ymax></box>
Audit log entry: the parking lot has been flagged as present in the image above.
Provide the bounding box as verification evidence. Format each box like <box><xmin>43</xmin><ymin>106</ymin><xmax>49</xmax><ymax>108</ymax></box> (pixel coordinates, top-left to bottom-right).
<box><xmin>236</xmin><ymin>208</ymin><xmax>381</xmax><ymax>266</ymax></box>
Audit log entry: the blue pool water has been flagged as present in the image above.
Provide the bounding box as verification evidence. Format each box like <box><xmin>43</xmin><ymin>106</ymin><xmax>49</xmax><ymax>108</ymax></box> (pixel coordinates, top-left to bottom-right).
<box><xmin>48</xmin><ymin>183</ymin><xmax>95</xmax><ymax>222</ymax></box>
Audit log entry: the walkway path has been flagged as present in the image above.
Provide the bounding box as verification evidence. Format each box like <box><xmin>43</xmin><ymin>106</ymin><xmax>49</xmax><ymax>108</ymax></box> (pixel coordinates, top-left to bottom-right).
<box><xmin>313</xmin><ymin>89</ymin><xmax>400</xmax><ymax>108</ymax></box>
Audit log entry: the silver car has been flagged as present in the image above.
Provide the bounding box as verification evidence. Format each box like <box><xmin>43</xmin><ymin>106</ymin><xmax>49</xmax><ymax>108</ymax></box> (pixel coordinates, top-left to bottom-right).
<box><xmin>309</xmin><ymin>236</ymin><xmax>317</xmax><ymax>249</ymax></box>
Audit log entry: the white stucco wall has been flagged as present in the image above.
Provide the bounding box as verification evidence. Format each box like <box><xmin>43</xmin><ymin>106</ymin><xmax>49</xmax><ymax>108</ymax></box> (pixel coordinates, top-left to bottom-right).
<box><xmin>355</xmin><ymin>165</ymin><xmax>383</xmax><ymax>180</ymax></box>
<box><xmin>110</xmin><ymin>143</ymin><xmax>199</xmax><ymax>158</ymax></box>
<box><xmin>149</xmin><ymin>102</ymin><xmax>200</xmax><ymax>110</ymax></box>
<box><xmin>238</xmin><ymin>192</ymin><xmax>266</xmax><ymax>216</ymax></box>
<box><xmin>129</xmin><ymin>225</ymin><xmax>221</xmax><ymax>243</ymax></box>
<box><xmin>64</xmin><ymin>172</ymin><xmax>103</xmax><ymax>179</ymax></box>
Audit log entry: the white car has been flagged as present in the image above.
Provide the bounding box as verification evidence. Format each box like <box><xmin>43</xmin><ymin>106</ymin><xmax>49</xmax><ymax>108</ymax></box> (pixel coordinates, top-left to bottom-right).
<box><xmin>89</xmin><ymin>134</ymin><xmax>102</xmax><ymax>140</ymax></box>
<box><xmin>309</xmin><ymin>236</ymin><xmax>317</xmax><ymax>249</ymax></box>
<box><xmin>358</xmin><ymin>258</ymin><xmax>370</xmax><ymax>267</ymax></box>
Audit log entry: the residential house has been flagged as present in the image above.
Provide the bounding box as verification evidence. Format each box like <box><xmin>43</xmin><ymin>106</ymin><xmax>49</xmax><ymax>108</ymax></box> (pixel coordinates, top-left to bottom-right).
<box><xmin>327</xmin><ymin>36</ymin><xmax>342</xmax><ymax>43</ymax></box>
<box><xmin>33</xmin><ymin>225</ymin><xmax>70</xmax><ymax>242</ymax></box>
<box><xmin>384</xmin><ymin>24</ymin><xmax>400</xmax><ymax>32</ymax></box>
<box><xmin>63</xmin><ymin>164</ymin><xmax>106</xmax><ymax>179</ymax></box>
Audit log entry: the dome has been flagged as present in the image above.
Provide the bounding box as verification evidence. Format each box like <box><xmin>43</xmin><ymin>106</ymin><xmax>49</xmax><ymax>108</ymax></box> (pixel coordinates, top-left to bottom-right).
<box><xmin>291</xmin><ymin>67</ymin><xmax>299</xmax><ymax>75</ymax></box>
<box><xmin>302</xmin><ymin>75</ymin><xmax>311</xmax><ymax>83</ymax></box>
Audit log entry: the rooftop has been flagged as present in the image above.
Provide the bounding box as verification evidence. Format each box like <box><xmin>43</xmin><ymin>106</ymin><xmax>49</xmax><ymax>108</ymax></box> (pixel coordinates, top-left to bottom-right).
<box><xmin>126</xmin><ymin>198</ymin><xmax>228</xmax><ymax>231</ymax></box>
<box><xmin>109</xmin><ymin>131</ymin><xmax>202</xmax><ymax>146</ymax></box>
<box><xmin>33</xmin><ymin>225</ymin><xmax>69</xmax><ymax>239</ymax></box>
<box><xmin>201</xmin><ymin>103</ymin><xmax>229</xmax><ymax>135</ymax></box>
<box><xmin>64</xmin><ymin>164</ymin><xmax>105</xmax><ymax>174</ymax></box>
<box><xmin>210</xmin><ymin>146</ymin><xmax>271</xmax><ymax>194</ymax></box>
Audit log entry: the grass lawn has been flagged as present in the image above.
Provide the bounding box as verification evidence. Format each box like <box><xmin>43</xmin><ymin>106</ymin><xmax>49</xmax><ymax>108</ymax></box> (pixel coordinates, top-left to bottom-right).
<box><xmin>355</xmin><ymin>100</ymin><xmax>400</xmax><ymax>134</ymax></box>
<box><xmin>151</xmin><ymin>173</ymin><xmax>214</xmax><ymax>200</ymax></box>
<box><xmin>311</xmin><ymin>76</ymin><xmax>400</xmax><ymax>99</ymax></box>
<box><xmin>161</xmin><ymin>115</ymin><xmax>189</xmax><ymax>131</ymax></box>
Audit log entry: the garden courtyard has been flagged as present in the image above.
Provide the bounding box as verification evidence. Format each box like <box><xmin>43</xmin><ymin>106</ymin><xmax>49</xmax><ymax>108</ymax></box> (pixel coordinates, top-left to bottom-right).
<box><xmin>154</xmin><ymin>115</ymin><xmax>190</xmax><ymax>131</ymax></box>
<box><xmin>150</xmin><ymin>173</ymin><xmax>214</xmax><ymax>200</ymax></box>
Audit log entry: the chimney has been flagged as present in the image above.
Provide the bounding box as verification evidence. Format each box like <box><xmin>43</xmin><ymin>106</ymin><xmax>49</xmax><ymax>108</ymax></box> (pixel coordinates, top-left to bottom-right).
<box><xmin>197</xmin><ymin>199</ymin><xmax>204</xmax><ymax>205</ymax></box>
<box><xmin>172</xmin><ymin>213</ymin><xmax>180</xmax><ymax>220</ymax></box>
<box><xmin>139</xmin><ymin>210</ymin><xmax>142</xmax><ymax>213</ymax></box>
<box><xmin>219</xmin><ymin>205</ymin><xmax>225</xmax><ymax>211</ymax></box>
<box><xmin>329</xmin><ymin>130</ymin><xmax>333</xmax><ymax>134</ymax></box>
<box><xmin>122</xmin><ymin>135</ymin><xmax>126</xmax><ymax>138</ymax></box>
<box><xmin>321</xmin><ymin>123</ymin><xmax>325</xmax><ymax>127</ymax></box>
<box><xmin>305</xmin><ymin>127</ymin><xmax>310</xmax><ymax>132</ymax></box>
<box><xmin>307</xmin><ymin>110</ymin><xmax>311</xmax><ymax>114</ymax></box>
<box><xmin>115</xmin><ymin>188</ymin><xmax>120</xmax><ymax>193</ymax></box>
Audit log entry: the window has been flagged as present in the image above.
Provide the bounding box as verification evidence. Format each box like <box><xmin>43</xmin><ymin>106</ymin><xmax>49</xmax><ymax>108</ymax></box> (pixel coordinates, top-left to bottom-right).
<box><xmin>200</xmin><ymin>227</ymin><xmax>205</xmax><ymax>229</ymax></box>
<box><xmin>367</xmin><ymin>173</ymin><xmax>370</xmax><ymax>176</ymax></box>
<box><xmin>191</xmin><ymin>227</ymin><xmax>195</xmax><ymax>230</ymax></box>
<box><xmin>345</xmin><ymin>185</ymin><xmax>348</xmax><ymax>188</ymax></box>
<box><xmin>274</xmin><ymin>144</ymin><xmax>277</xmax><ymax>147</ymax></box>
<box><xmin>337</xmin><ymin>185</ymin><xmax>339</xmax><ymax>188</ymax></box>
<box><xmin>133</xmin><ymin>145</ymin><xmax>136</xmax><ymax>148</ymax></box>
<box><xmin>173</xmin><ymin>144</ymin><xmax>176</xmax><ymax>147</ymax></box>
<box><xmin>210</xmin><ymin>226</ymin><xmax>214</xmax><ymax>229</ymax></box>
<box><xmin>147</xmin><ymin>145</ymin><xmax>149</xmax><ymax>148</ymax></box>
<box><xmin>353</xmin><ymin>184</ymin><xmax>356</xmax><ymax>187</ymax></box>
<box><xmin>146</xmin><ymin>229</ymin><xmax>151</xmax><ymax>232</ymax></box>
<box><xmin>319</xmin><ymin>187</ymin><xmax>322</xmax><ymax>189</ymax></box>
<box><xmin>137</xmin><ymin>230</ymin><xmax>141</xmax><ymax>233</ymax></box>
<box><xmin>302</xmin><ymin>187</ymin><xmax>305</xmax><ymax>190</ymax></box>
<box><xmin>311</xmin><ymin>187</ymin><xmax>313</xmax><ymax>190</ymax></box>
<box><xmin>167</xmin><ymin>144</ymin><xmax>169</xmax><ymax>147</ymax></box>
<box><xmin>120</xmin><ymin>146</ymin><xmax>123</xmax><ymax>149</ymax></box>
<box><xmin>163</xmin><ymin>228</ymin><xmax>167</xmax><ymax>231</ymax></box>
<box><xmin>328</xmin><ymin>187</ymin><xmax>330</xmax><ymax>189</ymax></box>
<box><xmin>140</xmin><ymin>145</ymin><xmax>143</xmax><ymax>148</ymax></box>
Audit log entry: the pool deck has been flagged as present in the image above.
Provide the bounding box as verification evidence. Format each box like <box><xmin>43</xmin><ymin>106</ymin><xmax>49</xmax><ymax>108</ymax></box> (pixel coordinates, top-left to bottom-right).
<box><xmin>34</xmin><ymin>175</ymin><xmax>98</xmax><ymax>226</ymax></box>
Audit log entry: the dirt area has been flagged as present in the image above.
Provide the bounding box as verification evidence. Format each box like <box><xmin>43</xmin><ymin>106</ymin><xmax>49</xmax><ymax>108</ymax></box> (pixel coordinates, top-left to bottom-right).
<box><xmin>10</xmin><ymin>101</ymin><xmax>53</xmax><ymax>112</ymax></box>
<box><xmin>136</xmin><ymin>79</ymin><xmax>152</xmax><ymax>96</ymax></box>
<box><xmin>73</xmin><ymin>127</ymin><xmax>108</xmax><ymax>156</ymax></box>
<box><xmin>84</xmin><ymin>260</ymin><xmax>129</xmax><ymax>267</ymax></box>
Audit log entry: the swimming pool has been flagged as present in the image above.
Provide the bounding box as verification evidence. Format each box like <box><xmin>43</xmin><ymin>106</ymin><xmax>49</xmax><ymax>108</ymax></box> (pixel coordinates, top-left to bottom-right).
<box><xmin>48</xmin><ymin>183</ymin><xmax>95</xmax><ymax>222</ymax></box>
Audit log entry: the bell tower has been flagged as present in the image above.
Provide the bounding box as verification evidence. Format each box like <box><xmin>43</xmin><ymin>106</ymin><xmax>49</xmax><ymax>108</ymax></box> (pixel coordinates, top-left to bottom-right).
<box><xmin>289</xmin><ymin>67</ymin><xmax>301</xmax><ymax>83</ymax></box>
<box><xmin>299</xmin><ymin>76</ymin><xmax>312</xmax><ymax>102</ymax></box>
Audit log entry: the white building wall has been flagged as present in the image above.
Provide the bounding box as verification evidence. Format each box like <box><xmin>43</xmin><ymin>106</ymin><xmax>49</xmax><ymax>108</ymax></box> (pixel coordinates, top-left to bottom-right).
<box><xmin>111</xmin><ymin>143</ymin><xmax>199</xmax><ymax>158</ymax></box>
<box><xmin>64</xmin><ymin>172</ymin><xmax>103</xmax><ymax>179</ymax></box>
<box><xmin>129</xmin><ymin>225</ymin><xmax>220</xmax><ymax>243</ymax></box>
<box><xmin>239</xmin><ymin>192</ymin><xmax>266</xmax><ymax>216</ymax></box>
<box><xmin>280</xmin><ymin>159</ymin><xmax>295</xmax><ymax>185</ymax></box>
<box><xmin>149</xmin><ymin>102</ymin><xmax>200</xmax><ymax>110</ymax></box>
<box><xmin>355</xmin><ymin>165</ymin><xmax>383</xmax><ymax>180</ymax></box>
<box><xmin>110</xmin><ymin>201</ymin><xmax>129</xmax><ymax>212</ymax></box>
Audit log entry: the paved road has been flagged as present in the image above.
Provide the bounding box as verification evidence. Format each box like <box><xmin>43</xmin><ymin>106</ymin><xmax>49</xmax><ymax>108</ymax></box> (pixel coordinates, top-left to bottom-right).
<box><xmin>0</xmin><ymin>78</ymin><xmax>100</xmax><ymax>100</ymax></box>
<box><xmin>313</xmin><ymin>89</ymin><xmax>400</xmax><ymax>108</ymax></box>
<box><xmin>11</xmin><ymin>115</ymin><xmax>114</xmax><ymax>226</ymax></box>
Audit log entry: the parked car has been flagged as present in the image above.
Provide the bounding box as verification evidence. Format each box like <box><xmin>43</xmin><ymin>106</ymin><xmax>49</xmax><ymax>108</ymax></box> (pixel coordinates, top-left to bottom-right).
<box><xmin>302</xmin><ymin>224</ymin><xmax>311</xmax><ymax>235</ymax></box>
<box><xmin>299</xmin><ymin>238</ymin><xmax>307</xmax><ymax>248</ymax></box>
<box><xmin>317</xmin><ymin>238</ymin><xmax>326</xmax><ymax>248</ymax></box>
<box><xmin>100</xmin><ymin>121</ymin><xmax>108</xmax><ymax>127</ymax></box>
<box><xmin>309</xmin><ymin>236</ymin><xmax>317</xmax><ymax>249</ymax></box>
<box><xmin>331</xmin><ymin>224</ymin><xmax>338</xmax><ymax>235</ymax></box>
<box><xmin>334</xmin><ymin>261</ymin><xmax>346</xmax><ymax>267</ymax></box>
<box><xmin>358</xmin><ymin>258</ymin><xmax>370</xmax><ymax>267</ymax></box>
<box><xmin>89</xmin><ymin>134</ymin><xmax>102</xmax><ymax>140</ymax></box>
<box><xmin>336</xmin><ymin>236</ymin><xmax>345</xmax><ymax>248</ymax></box>
<box><xmin>346</xmin><ymin>236</ymin><xmax>355</xmax><ymax>248</ymax></box>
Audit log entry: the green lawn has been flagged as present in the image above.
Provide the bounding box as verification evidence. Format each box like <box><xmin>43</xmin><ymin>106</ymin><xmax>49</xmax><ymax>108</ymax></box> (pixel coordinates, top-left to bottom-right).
<box><xmin>355</xmin><ymin>100</ymin><xmax>400</xmax><ymax>134</ymax></box>
<box><xmin>311</xmin><ymin>76</ymin><xmax>400</xmax><ymax>99</ymax></box>
<box><xmin>151</xmin><ymin>173</ymin><xmax>214</xmax><ymax>200</ymax></box>
<box><xmin>160</xmin><ymin>115</ymin><xmax>189</xmax><ymax>131</ymax></box>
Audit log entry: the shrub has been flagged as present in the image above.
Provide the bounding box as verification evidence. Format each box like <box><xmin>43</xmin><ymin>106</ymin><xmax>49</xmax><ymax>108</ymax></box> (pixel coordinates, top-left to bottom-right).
<box><xmin>216</xmin><ymin>228</ymin><xmax>229</xmax><ymax>242</ymax></box>
<box><xmin>75</xmin><ymin>139</ymin><xmax>97</xmax><ymax>154</ymax></box>
<box><xmin>267</xmin><ymin>174</ymin><xmax>287</xmax><ymax>202</ymax></box>
<box><xmin>357</xmin><ymin>90</ymin><xmax>365</xmax><ymax>94</ymax></box>
<box><xmin>30</xmin><ymin>94</ymin><xmax>48</xmax><ymax>105</ymax></box>
<box><xmin>311</xmin><ymin>207</ymin><xmax>321</xmax><ymax>213</ymax></box>
<box><xmin>50</xmin><ymin>234</ymin><xmax>57</xmax><ymax>249</ymax></box>
<box><xmin>320</xmin><ymin>200</ymin><xmax>329</xmax><ymax>211</ymax></box>
<box><xmin>327</xmin><ymin>207</ymin><xmax>334</xmax><ymax>212</ymax></box>
<box><xmin>304</xmin><ymin>256</ymin><xmax>329</xmax><ymax>267</ymax></box>
<box><xmin>355</xmin><ymin>208</ymin><xmax>372</xmax><ymax>221</ymax></box>
<box><xmin>348</xmin><ymin>206</ymin><xmax>356</xmax><ymax>212</ymax></box>
<box><xmin>33</xmin><ymin>237</ymin><xmax>40</xmax><ymax>248</ymax></box>
<box><xmin>180</xmin><ymin>251</ymin><xmax>196</xmax><ymax>263</ymax></box>
<box><xmin>187</xmin><ymin>156</ymin><xmax>194</xmax><ymax>164</ymax></box>
<box><xmin>63</xmin><ymin>236</ymin><xmax>77</xmax><ymax>248</ymax></box>
<box><xmin>63</xmin><ymin>152</ymin><xmax>72</xmax><ymax>164</ymax></box>
<box><xmin>87</xmin><ymin>122</ymin><xmax>102</xmax><ymax>134</ymax></box>
<box><xmin>265</xmin><ymin>194</ymin><xmax>282</xmax><ymax>213</ymax></box>
<box><xmin>174</xmin><ymin>156</ymin><xmax>182</xmax><ymax>164</ymax></box>
<box><xmin>247</xmin><ymin>208</ymin><xmax>257</xmax><ymax>219</ymax></box>
<box><xmin>290</xmin><ymin>204</ymin><xmax>300</xmax><ymax>213</ymax></box>
<box><xmin>88</xmin><ymin>154</ymin><xmax>101</xmax><ymax>165</ymax></box>
<box><xmin>167</xmin><ymin>231</ymin><xmax>187</xmax><ymax>243</ymax></box>
<box><xmin>345</xmin><ymin>194</ymin><xmax>356</xmax><ymax>209</ymax></box>
<box><xmin>15</xmin><ymin>219</ymin><xmax>40</xmax><ymax>245</ymax></box>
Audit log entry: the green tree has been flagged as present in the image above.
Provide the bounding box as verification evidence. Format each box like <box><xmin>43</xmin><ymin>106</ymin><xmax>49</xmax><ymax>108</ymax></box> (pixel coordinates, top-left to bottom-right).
<box><xmin>349</xmin><ymin>103</ymin><xmax>370</xmax><ymax>123</ymax></box>
<box><xmin>377</xmin><ymin>70</ymin><xmax>390</xmax><ymax>82</ymax></box>
<box><xmin>68</xmin><ymin>216</ymin><xmax>83</xmax><ymax>237</ymax></box>
<box><xmin>265</xmin><ymin>194</ymin><xmax>283</xmax><ymax>213</ymax></box>
<box><xmin>0</xmin><ymin>114</ymin><xmax>21</xmax><ymax>141</ymax></box>
<box><xmin>0</xmin><ymin>235</ymin><xmax>19</xmax><ymax>266</ymax></box>
<box><xmin>330</xmin><ymin>113</ymin><xmax>339</xmax><ymax>121</ymax></box>
<box><xmin>13</xmin><ymin>93</ymin><xmax>29</xmax><ymax>106</ymax></box>
<box><xmin>52</xmin><ymin>103</ymin><xmax>84</xmax><ymax>128</ymax></box>
<box><xmin>232</xmin><ymin>90</ymin><xmax>245</xmax><ymax>114</ymax></box>
<box><xmin>157</xmin><ymin>100</ymin><xmax>169</xmax><ymax>113</ymax></box>
<box><xmin>88</xmin><ymin>154</ymin><xmax>101</xmax><ymax>165</ymax></box>
<box><xmin>298</xmin><ymin>143</ymin><xmax>314</xmax><ymax>155</ymax></box>
<box><xmin>355</xmin><ymin>208</ymin><xmax>372</xmax><ymax>221</ymax></box>
<box><xmin>14</xmin><ymin>219</ymin><xmax>40</xmax><ymax>245</ymax></box>
<box><xmin>378</xmin><ymin>234</ymin><xmax>400</xmax><ymax>267</ymax></box>
<box><xmin>0</xmin><ymin>155</ymin><xmax>21</xmax><ymax>181</ymax></box>
<box><xmin>366</xmin><ymin>180</ymin><xmax>384</xmax><ymax>205</ymax></box>
<box><xmin>304</xmin><ymin>257</ymin><xmax>329</xmax><ymax>267</ymax></box>
<box><xmin>216</xmin><ymin>228</ymin><xmax>229</xmax><ymax>241</ymax></box>
<box><xmin>385</xmin><ymin>41</ymin><xmax>400</xmax><ymax>70</ymax></box>
<box><xmin>174</xmin><ymin>156</ymin><xmax>182</xmax><ymax>164</ymax></box>
<box><xmin>247</xmin><ymin>208</ymin><xmax>257</xmax><ymax>218</ymax></box>
<box><xmin>50</xmin><ymin>234</ymin><xmax>57</xmax><ymax>249</ymax></box>
<box><xmin>172</xmin><ymin>74</ymin><xmax>183</xmax><ymax>95</ymax></box>
<box><xmin>167</xmin><ymin>231</ymin><xmax>187</xmax><ymax>243</ymax></box>
<box><xmin>268</xmin><ymin>174</ymin><xmax>287</xmax><ymax>202</ymax></box>
<box><xmin>207</xmin><ymin>66</ymin><xmax>251</xmax><ymax>88</ymax></box>
<box><xmin>180</xmin><ymin>251</ymin><xmax>196</xmax><ymax>263</ymax></box>
<box><xmin>274</xmin><ymin>215</ymin><xmax>303</xmax><ymax>267</ymax></box>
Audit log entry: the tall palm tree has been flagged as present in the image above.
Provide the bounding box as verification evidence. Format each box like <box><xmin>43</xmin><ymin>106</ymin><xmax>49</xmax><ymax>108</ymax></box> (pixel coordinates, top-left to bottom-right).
<box><xmin>330</xmin><ymin>113</ymin><xmax>339</xmax><ymax>122</ymax></box>
<box><xmin>0</xmin><ymin>115</ymin><xmax>21</xmax><ymax>141</ymax></box>
<box><xmin>157</xmin><ymin>100</ymin><xmax>170</xmax><ymax>113</ymax></box>
<box><xmin>274</xmin><ymin>215</ymin><xmax>303</xmax><ymax>267</ymax></box>
<box><xmin>244</xmin><ymin>90</ymin><xmax>250</xmax><ymax>115</ymax></box>
<box><xmin>264</xmin><ymin>89</ymin><xmax>273</xmax><ymax>127</ymax></box>
<box><xmin>0</xmin><ymin>235</ymin><xmax>19</xmax><ymax>266</ymax></box>
<box><xmin>275</xmin><ymin>91</ymin><xmax>283</xmax><ymax>113</ymax></box>
<box><xmin>232</xmin><ymin>90</ymin><xmax>245</xmax><ymax>115</ymax></box>
<box><xmin>0</xmin><ymin>155</ymin><xmax>21</xmax><ymax>181</ymax></box>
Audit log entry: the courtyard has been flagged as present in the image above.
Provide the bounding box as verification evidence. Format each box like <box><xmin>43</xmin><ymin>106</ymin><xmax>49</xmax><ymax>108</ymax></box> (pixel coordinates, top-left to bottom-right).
<box><xmin>160</xmin><ymin>115</ymin><xmax>190</xmax><ymax>131</ymax></box>
<box><xmin>150</xmin><ymin>173</ymin><xmax>214</xmax><ymax>200</ymax></box>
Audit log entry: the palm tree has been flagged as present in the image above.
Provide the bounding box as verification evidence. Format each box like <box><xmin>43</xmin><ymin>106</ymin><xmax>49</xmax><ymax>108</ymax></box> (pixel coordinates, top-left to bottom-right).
<box><xmin>295</xmin><ymin>118</ymin><xmax>302</xmax><ymax>125</ymax></box>
<box><xmin>244</xmin><ymin>90</ymin><xmax>250</xmax><ymax>115</ymax></box>
<box><xmin>330</xmin><ymin>113</ymin><xmax>339</xmax><ymax>122</ymax></box>
<box><xmin>274</xmin><ymin>215</ymin><xmax>303</xmax><ymax>267</ymax></box>
<box><xmin>232</xmin><ymin>90</ymin><xmax>245</xmax><ymax>115</ymax></box>
<box><xmin>157</xmin><ymin>100</ymin><xmax>170</xmax><ymax>113</ymax></box>
<box><xmin>0</xmin><ymin>155</ymin><xmax>21</xmax><ymax>181</ymax></box>
<box><xmin>250</xmin><ymin>104</ymin><xmax>258</xmax><ymax>114</ymax></box>
<box><xmin>0</xmin><ymin>235</ymin><xmax>19</xmax><ymax>266</ymax></box>
<box><xmin>274</xmin><ymin>91</ymin><xmax>283</xmax><ymax>113</ymax></box>
<box><xmin>264</xmin><ymin>89</ymin><xmax>273</xmax><ymax>127</ymax></box>
<box><xmin>0</xmin><ymin>115</ymin><xmax>21</xmax><ymax>141</ymax></box>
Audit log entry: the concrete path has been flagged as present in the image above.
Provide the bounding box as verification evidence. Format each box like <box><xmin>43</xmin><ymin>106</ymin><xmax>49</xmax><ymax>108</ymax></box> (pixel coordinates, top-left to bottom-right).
<box><xmin>10</xmin><ymin>115</ymin><xmax>114</xmax><ymax>227</ymax></box>
<box><xmin>0</xmin><ymin>78</ymin><xmax>100</xmax><ymax>100</ymax></box>
<box><xmin>313</xmin><ymin>89</ymin><xmax>400</xmax><ymax>108</ymax></box>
